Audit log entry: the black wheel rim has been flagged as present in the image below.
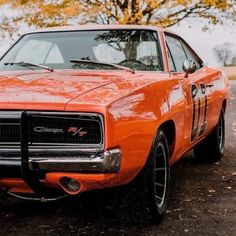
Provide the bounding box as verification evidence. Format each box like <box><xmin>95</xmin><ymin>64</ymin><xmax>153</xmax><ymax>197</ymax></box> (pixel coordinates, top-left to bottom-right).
<box><xmin>218</xmin><ymin>112</ymin><xmax>224</xmax><ymax>151</ymax></box>
<box><xmin>154</xmin><ymin>142</ymin><xmax>167</xmax><ymax>208</ymax></box>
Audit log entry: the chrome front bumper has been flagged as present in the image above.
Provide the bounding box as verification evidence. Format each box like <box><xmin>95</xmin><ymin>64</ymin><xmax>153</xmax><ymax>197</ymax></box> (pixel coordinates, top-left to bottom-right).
<box><xmin>29</xmin><ymin>148</ymin><xmax>122</xmax><ymax>173</ymax></box>
<box><xmin>0</xmin><ymin>148</ymin><xmax>122</xmax><ymax>174</ymax></box>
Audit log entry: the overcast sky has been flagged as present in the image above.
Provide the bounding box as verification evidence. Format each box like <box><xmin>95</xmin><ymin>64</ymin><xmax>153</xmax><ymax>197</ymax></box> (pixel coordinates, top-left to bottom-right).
<box><xmin>0</xmin><ymin>16</ymin><xmax>235</xmax><ymax>67</ymax></box>
<box><xmin>169</xmin><ymin>19</ymin><xmax>236</xmax><ymax>67</ymax></box>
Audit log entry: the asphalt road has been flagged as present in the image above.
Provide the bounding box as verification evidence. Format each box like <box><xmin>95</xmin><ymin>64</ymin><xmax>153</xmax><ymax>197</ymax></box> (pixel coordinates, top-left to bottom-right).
<box><xmin>0</xmin><ymin>82</ymin><xmax>236</xmax><ymax>236</ymax></box>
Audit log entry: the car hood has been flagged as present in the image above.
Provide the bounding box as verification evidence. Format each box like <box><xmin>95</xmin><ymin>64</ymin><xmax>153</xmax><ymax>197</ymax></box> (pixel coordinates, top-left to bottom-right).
<box><xmin>0</xmin><ymin>70</ymin><xmax>141</xmax><ymax>110</ymax></box>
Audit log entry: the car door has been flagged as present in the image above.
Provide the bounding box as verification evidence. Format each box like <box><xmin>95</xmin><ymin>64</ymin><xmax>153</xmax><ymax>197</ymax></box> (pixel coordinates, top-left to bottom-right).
<box><xmin>165</xmin><ymin>33</ymin><xmax>214</xmax><ymax>151</ymax></box>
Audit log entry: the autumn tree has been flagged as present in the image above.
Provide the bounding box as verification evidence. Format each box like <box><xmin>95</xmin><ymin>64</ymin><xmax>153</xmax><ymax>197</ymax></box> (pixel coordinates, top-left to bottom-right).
<box><xmin>0</xmin><ymin>0</ymin><xmax>235</xmax><ymax>37</ymax></box>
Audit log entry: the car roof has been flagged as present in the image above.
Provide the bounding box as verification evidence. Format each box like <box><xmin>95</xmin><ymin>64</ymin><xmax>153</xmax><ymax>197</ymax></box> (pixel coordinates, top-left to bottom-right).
<box><xmin>25</xmin><ymin>24</ymin><xmax>174</xmax><ymax>35</ymax></box>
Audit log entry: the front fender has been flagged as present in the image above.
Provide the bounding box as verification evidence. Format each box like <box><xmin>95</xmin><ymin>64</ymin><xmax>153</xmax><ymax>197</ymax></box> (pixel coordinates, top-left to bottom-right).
<box><xmin>105</xmin><ymin>84</ymin><xmax>170</xmax><ymax>184</ymax></box>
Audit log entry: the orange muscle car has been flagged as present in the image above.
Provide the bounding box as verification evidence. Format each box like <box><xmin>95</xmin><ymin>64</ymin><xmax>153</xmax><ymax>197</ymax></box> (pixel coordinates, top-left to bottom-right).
<box><xmin>0</xmin><ymin>25</ymin><xmax>230</xmax><ymax>221</ymax></box>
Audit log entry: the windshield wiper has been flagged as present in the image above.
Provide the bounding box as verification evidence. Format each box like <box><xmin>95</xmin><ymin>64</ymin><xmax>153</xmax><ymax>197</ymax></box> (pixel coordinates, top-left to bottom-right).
<box><xmin>4</xmin><ymin>61</ymin><xmax>54</xmax><ymax>72</ymax></box>
<box><xmin>70</xmin><ymin>59</ymin><xmax>135</xmax><ymax>74</ymax></box>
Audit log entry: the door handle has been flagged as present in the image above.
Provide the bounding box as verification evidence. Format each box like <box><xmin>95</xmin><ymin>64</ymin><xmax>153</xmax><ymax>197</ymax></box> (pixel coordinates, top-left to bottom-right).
<box><xmin>206</xmin><ymin>84</ymin><xmax>214</xmax><ymax>88</ymax></box>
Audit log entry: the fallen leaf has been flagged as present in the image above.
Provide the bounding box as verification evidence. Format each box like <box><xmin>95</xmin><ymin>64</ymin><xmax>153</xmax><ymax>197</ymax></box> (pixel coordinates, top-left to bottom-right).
<box><xmin>208</xmin><ymin>189</ymin><xmax>216</xmax><ymax>193</ymax></box>
<box><xmin>225</xmin><ymin>186</ymin><xmax>232</xmax><ymax>190</ymax></box>
<box><xmin>222</xmin><ymin>175</ymin><xmax>232</xmax><ymax>182</ymax></box>
<box><xmin>184</xmin><ymin>199</ymin><xmax>192</xmax><ymax>202</ymax></box>
<box><xmin>166</xmin><ymin>208</ymin><xmax>181</xmax><ymax>213</ymax></box>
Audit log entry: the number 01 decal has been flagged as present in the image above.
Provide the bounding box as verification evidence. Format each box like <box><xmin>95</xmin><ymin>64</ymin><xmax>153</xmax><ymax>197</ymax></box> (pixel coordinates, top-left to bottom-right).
<box><xmin>191</xmin><ymin>83</ymin><xmax>208</xmax><ymax>142</ymax></box>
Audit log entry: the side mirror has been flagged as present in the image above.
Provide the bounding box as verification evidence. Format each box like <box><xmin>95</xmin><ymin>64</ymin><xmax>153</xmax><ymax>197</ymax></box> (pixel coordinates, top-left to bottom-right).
<box><xmin>182</xmin><ymin>59</ymin><xmax>197</xmax><ymax>77</ymax></box>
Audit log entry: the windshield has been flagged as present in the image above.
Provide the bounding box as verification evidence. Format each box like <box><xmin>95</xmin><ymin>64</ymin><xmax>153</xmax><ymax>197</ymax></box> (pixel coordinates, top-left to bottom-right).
<box><xmin>0</xmin><ymin>30</ymin><xmax>164</xmax><ymax>72</ymax></box>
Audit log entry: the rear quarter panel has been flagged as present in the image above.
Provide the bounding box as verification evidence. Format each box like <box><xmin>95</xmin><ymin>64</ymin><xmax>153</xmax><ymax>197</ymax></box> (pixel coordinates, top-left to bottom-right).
<box><xmin>208</xmin><ymin>67</ymin><xmax>230</xmax><ymax>117</ymax></box>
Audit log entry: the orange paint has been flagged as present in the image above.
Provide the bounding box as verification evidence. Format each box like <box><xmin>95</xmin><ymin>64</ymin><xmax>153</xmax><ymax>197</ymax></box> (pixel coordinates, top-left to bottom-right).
<box><xmin>0</xmin><ymin>25</ymin><xmax>230</xmax><ymax>195</ymax></box>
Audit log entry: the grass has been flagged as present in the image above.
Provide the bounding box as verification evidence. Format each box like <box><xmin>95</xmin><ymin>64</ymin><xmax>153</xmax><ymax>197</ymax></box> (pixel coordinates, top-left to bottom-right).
<box><xmin>219</xmin><ymin>66</ymin><xmax>236</xmax><ymax>80</ymax></box>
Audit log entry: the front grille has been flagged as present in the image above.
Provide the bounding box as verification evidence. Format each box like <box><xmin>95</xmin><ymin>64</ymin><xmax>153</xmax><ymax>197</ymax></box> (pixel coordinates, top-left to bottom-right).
<box><xmin>30</xmin><ymin>114</ymin><xmax>102</xmax><ymax>145</ymax></box>
<box><xmin>0</xmin><ymin>123</ymin><xmax>20</xmax><ymax>143</ymax></box>
<box><xmin>0</xmin><ymin>112</ymin><xmax>21</xmax><ymax>144</ymax></box>
<box><xmin>0</xmin><ymin>112</ymin><xmax>103</xmax><ymax>146</ymax></box>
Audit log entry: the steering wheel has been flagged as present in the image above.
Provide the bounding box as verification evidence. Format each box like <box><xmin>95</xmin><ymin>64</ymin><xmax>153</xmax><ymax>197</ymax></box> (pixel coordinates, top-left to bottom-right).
<box><xmin>118</xmin><ymin>59</ymin><xmax>146</xmax><ymax>67</ymax></box>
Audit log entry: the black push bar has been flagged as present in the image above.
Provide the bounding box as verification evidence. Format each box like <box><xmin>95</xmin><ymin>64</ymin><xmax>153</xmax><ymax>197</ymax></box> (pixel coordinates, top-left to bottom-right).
<box><xmin>20</xmin><ymin>111</ymin><xmax>48</xmax><ymax>196</ymax></box>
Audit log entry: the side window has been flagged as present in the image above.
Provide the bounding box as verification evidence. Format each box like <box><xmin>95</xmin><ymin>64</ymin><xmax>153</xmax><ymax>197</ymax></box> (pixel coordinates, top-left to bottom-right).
<box><xmin>166</xmin><ymin>44</ymin><xmax>176</xmax><ymax>72</ymax></box>
<box><xmin>181</xmin><ymin>41</ymin><xmax>201</xmax><ymax>69</ymax></box>
<box><xmin>165</xmin><ymin>35</ymin><xmax>187</xmax><ymax>72</ymax></box>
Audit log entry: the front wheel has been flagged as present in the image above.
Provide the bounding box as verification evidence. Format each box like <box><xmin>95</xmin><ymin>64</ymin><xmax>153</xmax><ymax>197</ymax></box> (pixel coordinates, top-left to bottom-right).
<box><xmin>131</xmin><ymin>128</ymin><xmax>170</xmax><ymax>222</ymax></box>
<box><xmin>194</xmin><ymin>108</ymin><xmax>225</xmax><ymax>163</ymax></box>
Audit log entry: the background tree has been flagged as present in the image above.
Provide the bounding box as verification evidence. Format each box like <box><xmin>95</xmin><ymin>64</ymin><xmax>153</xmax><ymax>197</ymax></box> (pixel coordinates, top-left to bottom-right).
<box><xmin>231</xmin><ymin>56</ymin><xmax>236</xmax><ymax>66</ymax></box>
<box><xmin>0</xmin><ymin>0</ymin><xmax>235</xmax><ymax>38</ymax></box>
<box><xmin>213</xmin><ymin>43</ymin><xmax>236</xmax><ymax>66</ymax></box>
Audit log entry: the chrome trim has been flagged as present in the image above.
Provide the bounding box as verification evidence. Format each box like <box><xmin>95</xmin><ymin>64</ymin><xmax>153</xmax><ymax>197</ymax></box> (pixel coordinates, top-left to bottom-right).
<box><xmin>0</xmin><ymin>144</ymin><xmax>104</xmax><ymax>148</ymax></box>
<box><xmin>0</xmin><ymin>123</ymin><xmax>19</xmax><ymax>125</ymax></box>
<box><xmin>28</xmin><ymin>148</ymin><xmax>121</xmax><ymax>173</ymax></box>
<box><xmin>0</xmin><ymin>148</ymin><xmax>121</xmax><ymax>173</ymax></box>
<box><xmin>30</xmin><ymin>112</ymin><xmax>104</xmax><ymax>147</ymax></box>
<box><xmin>0</xmin><ymin>147</ymin><xmax>102</xmax><ymax>152</ymax></box>
<box><xmin>0</xmin><ymin>111</ymin><xmax>105</xmax><ymax>149</ymax></box>
<box><xmin>0</xmin><ymin>146</ymin><xmax>103</xmax><ymax>159</ymax></box>
<box><xmin>27</xmin><ymin>111</ymin><xmax>103</xmax><ymax>117</ymax></box>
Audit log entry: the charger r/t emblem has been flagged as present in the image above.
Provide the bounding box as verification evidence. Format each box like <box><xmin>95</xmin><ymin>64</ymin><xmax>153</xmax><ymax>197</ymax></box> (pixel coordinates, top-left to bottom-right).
<box><xmin>68</xmin><ymin>127</ymin><xmax>87</xmax><ymax>137</ymax></box>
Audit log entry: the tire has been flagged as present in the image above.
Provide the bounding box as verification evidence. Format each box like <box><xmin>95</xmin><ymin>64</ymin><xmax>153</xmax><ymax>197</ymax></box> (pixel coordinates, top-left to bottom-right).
<box><xmin>194</xmin><ymin>108</ymin><xmax>225</xmax><ymax>163</ymax></box>
<box><xmin>130</xmin><ymin>128</ymin><xmax>170</xmax><ymax>223</ymax></box>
